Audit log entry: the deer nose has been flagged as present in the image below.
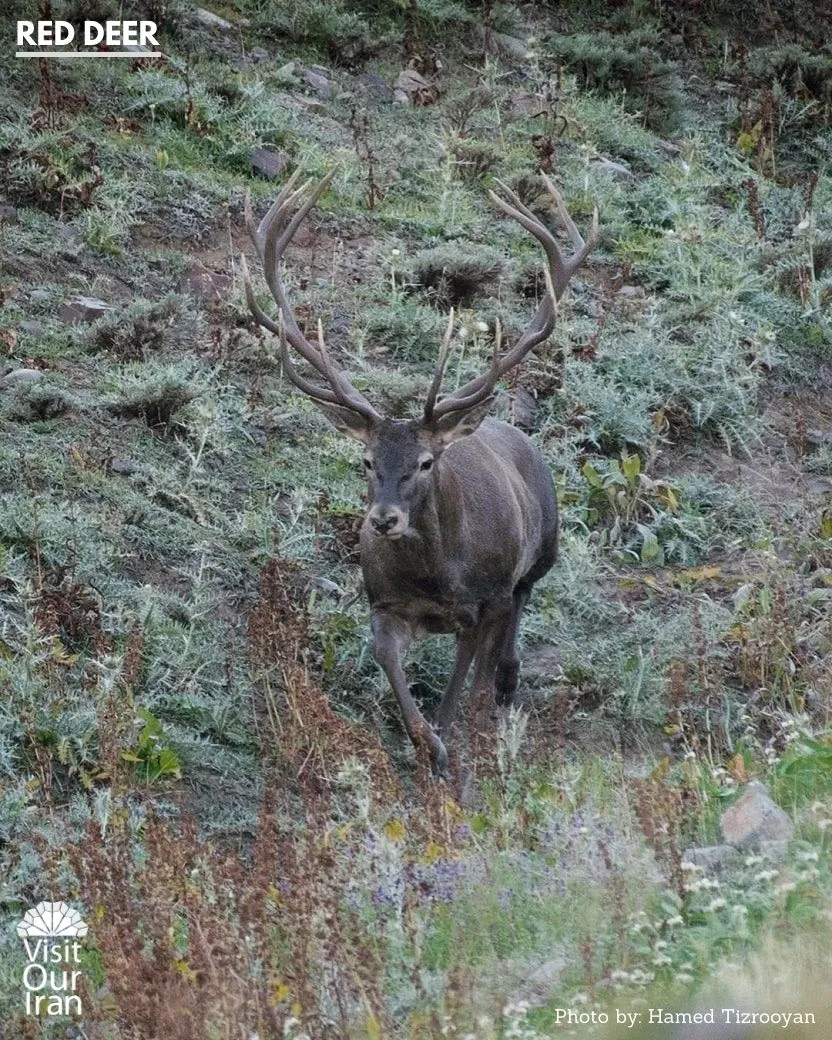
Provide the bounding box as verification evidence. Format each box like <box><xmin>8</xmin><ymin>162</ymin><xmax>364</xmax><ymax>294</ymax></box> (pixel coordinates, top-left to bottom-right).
<box><xmin>371</xmin><ymin>512</ymin><xmax>398</xmax><ymax>535</ymax></box>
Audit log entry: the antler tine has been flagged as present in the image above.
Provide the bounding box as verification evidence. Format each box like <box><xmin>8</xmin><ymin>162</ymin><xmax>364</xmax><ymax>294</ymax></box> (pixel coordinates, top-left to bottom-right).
<box><xmin>240</xmin><ymin>253</ymin><xmax>283</xmax><ymax>338</ymax></box>
<box><xmin>431</xmin><ymin>318</ymin><xmax>503</xmax><ymax>418</ymax></box>
<box><xmin>244</xmin><ymin>167</ymin><xmax>305</xmax><ymax>254</ymax></box>
<box><xmin>276</xmin><ymin>309</ymin><xmax>342</xmax><ymax>406</ymax></box>
<box><xmin>541</xmin><ymin>172</ymin><xmax>599</xmax><ymax>262</ymax></box>
<box><xmin>427</xmin><ymin>175</ymin><xmax>596</xmax><ymax>420</ymax></box>
<box><xmin>423</xmin><ymin>308</ymin><xmax>456</xmax><ymax>421</ymax></box>
<box><xmin>242</xmin><ymin>170</ymin><xmax>382</xmax><ymax>425</ymax></box>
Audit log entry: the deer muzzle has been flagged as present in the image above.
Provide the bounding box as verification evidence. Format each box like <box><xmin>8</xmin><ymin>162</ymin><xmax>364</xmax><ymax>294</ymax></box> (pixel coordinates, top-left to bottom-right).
<box><xmin>368</xmin><ymin>506</ymin><xmax>408</xmax><ymax>539</ymax></box>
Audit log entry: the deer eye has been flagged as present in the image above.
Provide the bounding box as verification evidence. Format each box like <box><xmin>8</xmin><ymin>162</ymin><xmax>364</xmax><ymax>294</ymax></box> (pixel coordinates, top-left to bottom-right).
<box><xmin>363</xmin><ymin>458</ymin><xmax>373</xmax><ymax>471</ymax></box>
<box><xmin>419</xmin><ymin>457</ymin><xmax>434</xmax><ymax>472</ymax></box>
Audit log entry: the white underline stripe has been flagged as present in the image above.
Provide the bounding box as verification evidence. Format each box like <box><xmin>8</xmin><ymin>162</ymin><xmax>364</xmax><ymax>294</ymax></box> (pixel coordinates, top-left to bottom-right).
<box><xmin>16</xmin><ymin>51</ymin><xmax>162</xmax><ymax>58</ymax></box>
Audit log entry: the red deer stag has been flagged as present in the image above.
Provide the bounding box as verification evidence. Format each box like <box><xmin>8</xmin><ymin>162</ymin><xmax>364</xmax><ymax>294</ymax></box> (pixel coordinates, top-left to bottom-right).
<box><xmin>241</xmin><ymin>169</ymin><xmax>597</xmax><ymax>774</ymax></box>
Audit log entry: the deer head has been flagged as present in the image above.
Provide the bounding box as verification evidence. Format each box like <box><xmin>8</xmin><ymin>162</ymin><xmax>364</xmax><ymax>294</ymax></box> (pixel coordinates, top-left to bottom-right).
<box><xmin>241</xmin><ymin>170</ymin><xmax>598</xmax><ymax>540</ymax></box>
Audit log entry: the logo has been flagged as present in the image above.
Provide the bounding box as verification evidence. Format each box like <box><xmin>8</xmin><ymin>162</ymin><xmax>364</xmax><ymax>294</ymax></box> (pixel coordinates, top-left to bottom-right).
<box><xmin>16</xmin><ymin>19</ymin><xmax>161</xmax><ymax>58</ymax></box>
<box><xmin>16</xmin><ymin>901</ymin><xmax>88</xmax><ymax>1017</ymax></box>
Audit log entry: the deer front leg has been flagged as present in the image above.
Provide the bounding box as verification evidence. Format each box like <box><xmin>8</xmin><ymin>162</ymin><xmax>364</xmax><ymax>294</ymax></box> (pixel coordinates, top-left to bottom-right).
<box><xmin>435</xmin><ymin>630</ymin><xmax>477</xmax><ymax>736</ymax></box>
<box><xmin>372</xmin><ymin>614</ymin><xmax>448</xmax><ymax>776</ymax></box>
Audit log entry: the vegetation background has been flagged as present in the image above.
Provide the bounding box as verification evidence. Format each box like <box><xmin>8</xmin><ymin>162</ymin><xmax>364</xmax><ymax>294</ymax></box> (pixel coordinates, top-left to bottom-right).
<box><xmin>0</xmin><ymin>0</ymin><xmax>831</xmax><ymax>1036</ymax></box>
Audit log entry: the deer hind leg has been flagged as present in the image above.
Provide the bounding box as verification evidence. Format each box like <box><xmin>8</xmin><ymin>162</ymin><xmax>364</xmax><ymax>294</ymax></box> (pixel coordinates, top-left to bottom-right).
<box><xmin>468</xmin><ymin>600</ymin><xmax>515</xmax><ymax>707</ymax></box>
<box><xmin>372</xmin><ymin>614</ymin><xmax>448</xmax><ymax>775</ymax></box>
<box><xmin>495</xmin><ymin>584</ymin><xmax>532</xmax><ymax>707</ymax></box>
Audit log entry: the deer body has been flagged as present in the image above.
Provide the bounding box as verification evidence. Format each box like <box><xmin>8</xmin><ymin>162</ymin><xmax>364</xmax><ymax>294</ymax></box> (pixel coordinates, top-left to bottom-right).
<box><xmin>360</xmin><ymin>417</ymin><xmax>558</xmax><ymax>773</ymax></box>
<box><xmin>242</xmin><ymin>169</ymin><xmax>596</xmax><ymax>773</ymax></box>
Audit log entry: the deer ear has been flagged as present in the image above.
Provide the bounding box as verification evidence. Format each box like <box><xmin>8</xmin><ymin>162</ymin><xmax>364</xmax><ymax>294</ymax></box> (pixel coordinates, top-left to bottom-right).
<box><xmin>315</xmin><ymin>402</ymin><xmax>375</xmax><ymax>444</ymax></box>
<box><xmin>428</xmin><ymin>396</ymin><xmax>495</xmax><ymax>450</ymax></box>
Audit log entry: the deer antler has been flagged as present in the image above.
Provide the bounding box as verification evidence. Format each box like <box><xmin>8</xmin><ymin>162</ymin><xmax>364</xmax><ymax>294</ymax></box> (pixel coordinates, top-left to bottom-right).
<box><xmin>241</xmin><ymin>171</ymin><xmax>382</xmax><ymax>424</ymax></box>
<box><xmin>424</xmin><ymin>174</ymin><xmax>598</xmax><ymax>421</ymax></box>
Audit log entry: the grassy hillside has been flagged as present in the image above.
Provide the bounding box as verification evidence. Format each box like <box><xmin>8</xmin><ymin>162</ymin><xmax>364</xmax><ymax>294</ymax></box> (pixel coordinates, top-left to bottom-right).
<box><xmin>1</xmin><ymin>1</ymin><xmax>831</xmax><ymax>1036</ymax></box>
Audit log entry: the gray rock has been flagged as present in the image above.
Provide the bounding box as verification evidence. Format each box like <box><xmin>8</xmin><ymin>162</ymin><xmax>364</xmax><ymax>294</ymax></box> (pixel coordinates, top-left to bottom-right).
<box><xmin>804</xmin><ymin>428</ymin><xmax>831</xmax><ymax>449</ymax></box>
<box><xmin>2</xmin><ymin>368</ymin><xmax>44</xmax><ymax>387</ymax></box>
<box><xmin>358</xmin><ymin>73</ymin><xmax>393</xmax><ymax>102</ymax></box>
<box><xmin>585</xmin><ymin>299</ymin><xmax>604</xmax><ymax>319</ymax></box>
<box><xmin>511</xmin><ymin>387</ymin><xmax>538</xmax><ymax>430</ymax></box>
<box><xmin>474</xmin><ymin>25</ymin><xmax>532</xmax><ymax>60</ymax></box>
<box><xmin>304</xmin><ymin>68</ymin><xmax>332</xmax><ymax>98</ymax></box>
<box><xmin>394</xmin><ymin>68</ymin><xmax>438</xmax><ymax>106</ymax></box>
<box><xmin>249</xmin><ymin>46</ymin><xmax>268</xmax><ymax>61</ymax></box>
<box><xmin>511</xmin><ymin>956</ymin><xmax>565</xmax><ymax>1008</ymax></box>
<box><xmin>194</xmin><ymin>7</ymin><xmax>234</xmax><ymax>29</ymax></box>
<box><xmin>656</xmin><ymin>138</ymin><xmax>682</xmax><ymax>159</ymax></box>
<box><xmin>59</xmin><ymin>296</ymin><xmax>109</xmax><ymax>324</ymax></box>
<box><xmin>592</xmin><ymin>157</ymin><xmax>635</xmax><ymax>183</ymax></box>
<box><xmin>110</xmin><ymin>458</ymin><xmax>136</xmax><ymax>475</ymax></box>
<box><xmin>311</xmin><ymin>577</ymin><xmax>345</xmax><ymax>598</ymax></box>
<box><xmin>721</xmin><ymin>781</ymin><xmax>794</xmax><ymax>848</ymax></box>
<box><xmin>298</xmin><ymin>97</ymin><xmax>326</xmax><ymax>116</ymax></box>
<box><xmin>759</xmin><ymin>839</ymin><xmax>791</xmax><ymax>862</ymax></box>
<box><xmin>275</xmin><ymin>61</ymin><xmax>296</xmax><ymax>79</ymax></box>
<box><xmin>250</xmin><ymin>146</ymin><xmax>287</xmax><ymax>179</ymax></box>
<box><xmin>507</xmin><ymin>90</ymin><xmax>542</xmax><ymax>121</ymax></box>
<box><xmin>179</xmin><ymin>264</ymin><xmax>232</xmax><ymax>301</ymax></box>
<box><xmin>682</xmin><ymin>844</ymin><xmax>742</xmax><ymax>874</ymax></box>
<box><xmin>0</xmin><ymin>205</ymin><xmax>18</xmax><ymax>223</ymax></box>
<box><xmin>617</xmin><ymin>285</ymin><xmax>645</xmax><ymax>298</ymax></box>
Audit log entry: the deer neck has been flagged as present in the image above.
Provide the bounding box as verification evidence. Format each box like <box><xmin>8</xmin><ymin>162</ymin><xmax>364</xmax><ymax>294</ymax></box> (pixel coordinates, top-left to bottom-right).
<box><xmin>406</xmin><ymin>460</ymin><xmax>462</xmax><ymax>560</ymax></box>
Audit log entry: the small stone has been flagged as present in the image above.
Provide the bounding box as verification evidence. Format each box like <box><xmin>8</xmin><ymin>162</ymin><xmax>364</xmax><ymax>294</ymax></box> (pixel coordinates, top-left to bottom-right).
<box><xmin>507</xmin><ymin>90</ymin><xmax>542</xmax><ymax>121</ymax></box>
<box><xmin>585</xmin><ymin>299</ymin><xmax>604</xmax><ymax>319</ymax></box>
<box><xmin>617</xmin><ymin>285</ymin><xmax>645</xmax><ymax>298</ymax></box>
<box><xmin>250</xmin><ymin>146</ymin><xmax>288</xmax><ymax>179</ymax></box>
<box><xmin>720</xmin><ymin>781</ymin><xmax>795</xmax><ymax>848</ymax></box>
<box><xmin>358</xmin><ymin>73</ymin><xmax>394</xmax><ymax>101</ymax></box>
<box><xmin>304</xmin><ymin>68</ymin><xmax>332</xmax><ymax>98</ymax></box>
<box><xmin>804</xmin><ymin>428</ymin><xmax>830</xmax><ymax>449</ymax></box>
<box><xmin>759</xmin><ymin>839</ymin><xmax>790</xmax><ymax>863</ymax></box>
<box><xmin>592</xmin><ymin>157</ymin><xmax>635</xmax><ymax>183</ymax></box>
<box><xmin>511</xmin><ymin>387</ymin><xmax>538</xmax><ymax>430</ymax></box>
<box><xmin>194</xmin><ymin>7</ymin><xmax>233</xmax><ymax>29</ymax></box>
<box><xmin>110</xmin><ymin>458</ymin><xmax>136</xmax><ymax>475</ymax></box>
<box><xmin>0</xmin><ymin>205</ymin><xmax>18</xmax><ymax>223</ymax></box>
<box><xmin>275</xmin><ymin>61</ymin><xmax>296</xmax><ymax>79</ymax></box>
<box><xmin>682</xmin><ymin>845</ymin><xmax>741</xmax><ymax>874</ymax></box>
<box><xmin>510</xmin><ymin>956</ymin><xmax>565</xmax><ymax>1008</ymax></box>
<box><xmin>656</xmin><ymin>138</ymin><xmax>682</xmax><ymax>159</ymax></box>
<box><xmin>298</xmin><ymin>97</ymin><xmax>326</xmax><ymax>116</ymax></box>
<box><xmin>179</xmin><ymin>264</ymin><xmax>232</xmax><ymax>301</ymax></box>
<box><xmin>249</xmin><ymin>46</ymin><xmax>268</xmax><ymax>61</ymax></box>
<box><xmin>394</xmin><ymin>68</ymin><xmax>439</xmax><ymax>106</ymax></box>
<box><xmin>474</xmin><ymin>25</ymin><xmax>532</xmax><ymax>60</ymax></box>
<box><xmin>311</xmin><ymin>577</ymin><xmax>345</xmax><ymax>598</ymax></box>
<box><xmin>1</xmin><ymin>368</ymin><xmax>44</xmax><ymax>387</ymax></box>
<box><xmin>59</xmin><ymin>296</ymin><xmax>109</xmax><ymax>324</ymax></box>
